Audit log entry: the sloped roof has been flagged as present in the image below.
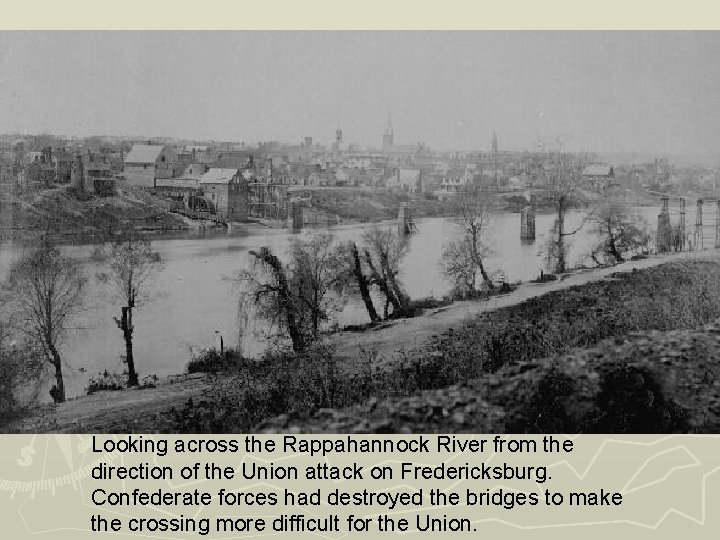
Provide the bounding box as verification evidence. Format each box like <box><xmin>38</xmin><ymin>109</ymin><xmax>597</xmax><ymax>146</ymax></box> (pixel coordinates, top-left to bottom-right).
<box><xmin>199</xmin><ymin>168</ymin><xmax>240</xmax><ymax>184</ymax></box>
<box><xmin>582</xmin><ymin>165</ymin><xmax>613</xmax><ymax>177</ymax></box>
<box><xmin>183</xmin><ymin>145</ymin><xmax>209</xmax><ymax>152</ymax></box>
<box><xmin>125</xmin><ymin>144</ymin><xmax>164</xmax><ymax>164</ymax></box>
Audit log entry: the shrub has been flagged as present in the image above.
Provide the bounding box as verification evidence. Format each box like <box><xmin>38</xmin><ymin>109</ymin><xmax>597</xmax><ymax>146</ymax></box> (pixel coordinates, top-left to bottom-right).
<box><xmin>0</xmin><ymin>339</ymin><xmax>44</xmax><ymax>427</ymax></box>
<box><xmin>86</xmin><ymin>371</ymin><xmax>126</xmax><ymax>394</ymax></box>
<box><xmin>589</xmin><ymin>363</ymin><xmax>689</xmax><ymax>433</ymax></box>
<box><xmin>186</xmin><ymin>348</ymin><xmax>244</xmax><ymax>374</ymax></box>
<box><xmin>0</xmin><ymin>354</ymin><xmax>22</xmax><ymax>426</ymax></box>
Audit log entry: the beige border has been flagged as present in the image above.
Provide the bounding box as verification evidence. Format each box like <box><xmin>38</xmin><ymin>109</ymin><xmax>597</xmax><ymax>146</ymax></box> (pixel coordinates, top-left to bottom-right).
<box><xmin>0</xmin><ymin>1</ymin><xmax>719</xmax><ymax>30</ymax></box>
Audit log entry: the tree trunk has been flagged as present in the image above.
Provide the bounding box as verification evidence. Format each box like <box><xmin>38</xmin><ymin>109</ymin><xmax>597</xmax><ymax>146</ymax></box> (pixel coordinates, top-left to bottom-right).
<box><xmin>471</xmin><ymin>228</ymin><xmax>495</xmax><ymax>290</ymax></box>
<box><xmin>312</xmin><ymin>288</ymin><xmax>320</xmax><ymax>339</ymax></box>
<box><xmin>607</xmin><ymin>224</ymin><xmax>624</xmax><ymax>264</ymax></box>
<box><xmin>121</xmin><ymin>306</ymin><xmax>139</xmax><ymax>386</ymax></box>
<box><xmin>555</xmin><ymin>201</ymin><xmax>567</xmax><ymax>274</ymax></box>
<box><xmin>47</xmin><ymin>341</ymin><xmax>66</xmax><ymax>403</ymax></box>
<box><xmin>351</xmin><ymin>243</ymin><xmax>379</xmax><ymax>323</ymax></box>
<box><xmin>364</xmin><ymin>250</ymin><xmax>401</xmax><ymax>316</ymax></box>
<box><xmin>379</xmin><ymin>252</ymin><xmax>408</xmax><ymax>313</ymax></box>
<box><xmin>251</xmin><ymin>248</ymin><xmax>306</xmax><ymax>352</ymax></box>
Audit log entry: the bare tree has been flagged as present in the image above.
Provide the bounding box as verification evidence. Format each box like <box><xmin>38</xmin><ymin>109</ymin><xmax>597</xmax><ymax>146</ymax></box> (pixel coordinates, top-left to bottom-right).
<box><xmin>96</xmin><ymin>229</ymin><xmax>163</xmax><ymax>387</ymax></box>
<box><xmin>242</xmin><ymin>233</ymin><xmax>345</xmax><ymax>352</ymax></box>
<box><xmin>3</xmin><ymin>243</ymin><xmax>85</xmax><ymax>403</ymax></box>
<box><xmin>442</xmin><ymin>182</ymin><xmax>495</xmax><ymax>293</ymax></box>
<box><xmin>589</xmin><ymin>202</ymin><xmax>652</xmax><ymax>265</ymax></box>
<box><xmin>244</xmin><ymin>246</ymin><xmax>306</xmax><ymax>352</ymax></box>
<box><xmin>542</xmin><ymin>145</ymin><xmax>592</xmax><ymax>274</ymax></box>
<box><xmin>330</xmin><ymin>241</ymin><xmax>380</xmax><ymax>324</ymax></box>
<box><xmin>349</xmin><ymin>242</ymin><xmax>380</xmax><ymax>323</ymax></box>
<box><xmin>290</xmin><ymin>233</ymin><xmax>345</xmax><ymax>339</ymax></box>
<box><xmin>362</xmin><ymin>225</ymin><xmax>410</xmax><ymax>318</ymax></box>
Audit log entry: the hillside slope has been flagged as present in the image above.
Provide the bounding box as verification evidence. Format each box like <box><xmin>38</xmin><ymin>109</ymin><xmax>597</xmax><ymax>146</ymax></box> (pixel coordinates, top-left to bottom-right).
<box><xmin>0</xmin><ymin>185</ymin><xmax>186</xmax><ymax>240</ymax></box>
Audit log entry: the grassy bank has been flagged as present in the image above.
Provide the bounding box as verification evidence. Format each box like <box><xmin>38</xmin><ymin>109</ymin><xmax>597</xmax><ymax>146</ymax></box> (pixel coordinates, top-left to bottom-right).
<box><xmin>0</xmin><ymin>184</ymin><xmax>187</xmax><ymax>241</ymax></box>
<box><xmin>297</xmin><ymin>187</ymin><xmax>593</xmax><ymax>224</ymax></box>
<box><xmin>166</xmin><ymin>260</ymin><xmax>720</xmax><ymax>434</ymax></box>
<box><xmin>295</xmin><ymin>188</ymin><xmax>454</xmax><ymax>222</ymax></box>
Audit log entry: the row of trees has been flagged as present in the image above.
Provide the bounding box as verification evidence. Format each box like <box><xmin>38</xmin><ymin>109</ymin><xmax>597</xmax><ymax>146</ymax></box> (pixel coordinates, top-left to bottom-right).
<box><xmin>1</xmin><ymin>229</ymin><xmax>162</xmax><ymax>403</ymax></box>
<box><xmin>440</xmin><ymin>148</ymin><xmax>652</xmax><ymax>296</ymax></box>
<box><xmin>240</xmin><ymin>226</ymin><xmax>411</xmax><ymax>353</ymax></box>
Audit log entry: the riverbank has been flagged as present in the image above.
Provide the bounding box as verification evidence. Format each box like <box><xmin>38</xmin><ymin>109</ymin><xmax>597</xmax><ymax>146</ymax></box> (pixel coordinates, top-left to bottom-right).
<box><xmin>291</xmin><ymin>186</ymin><xmax>595</xmax><ymax>224</ymax></box>
<box><xmin>6</xmin><ymin>248</ymin><xmax>720</xmax><ymax>433</ymax></box>
<box><xmin>258</xmin><ymin>255</ymin><xmax>720</xmax><ymax>433</ymax></box>
<box><xmin>0</xmin><ymin>184</ymin><xmax>565</xmax><ymax>245</ymax></box>
<box><xmin>0</xmin><ymin>184</ymin><xmax>189</xmax><ymax>243</ymax></box>
<box><xmin>328</xmin><ymin>249</ymin><xmax>717</xmax><ymax>368</ymax></box>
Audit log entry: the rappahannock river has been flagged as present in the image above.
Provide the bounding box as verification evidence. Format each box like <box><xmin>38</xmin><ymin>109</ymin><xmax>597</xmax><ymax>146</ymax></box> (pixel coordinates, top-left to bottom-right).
<box><xmin>0</xmin><ymin>208</ymin><xmax>665</xmax><ymax>399</ymax></box>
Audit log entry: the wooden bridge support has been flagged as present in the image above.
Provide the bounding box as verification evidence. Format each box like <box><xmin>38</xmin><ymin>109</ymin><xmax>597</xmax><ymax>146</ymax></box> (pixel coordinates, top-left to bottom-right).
<box><xmin>716</xmin><ymin>200</ymin><xmax>720</xmax><ymax>248</ymax></box>
<box><xmin>679</xmin><ymin>197</ymin><xmax>686</xmax><ymax>251</ymax></box>
<box><xmin>397</xmin><ymin>203</ymin><xmax>415</xmax><ymax>235</ymax></box>
<box><xmin>695</xmin><ymin>198</ymin><xmax>703</xmax><ymax>251</ymax></box>
<box><xmin>289</xmin><ymin>202</ymin><xmax>304</xmax><ymax>232</ymax></box>
<box><xmin>656</xmin><ymin>197</ymin><xmax>672</xmax><ymax>253</ymax></box>
<box><xmin>520</xmin><ymin>206</ymin><xmax>536</xmax><ymax>242</ymax></box>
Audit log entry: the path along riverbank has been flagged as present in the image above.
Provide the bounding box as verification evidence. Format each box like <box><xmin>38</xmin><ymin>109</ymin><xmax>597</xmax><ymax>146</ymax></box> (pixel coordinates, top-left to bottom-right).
<box><xmin>6</xmin><ymin>247</ymin><xmax>719</xmax><ymax>433</ymax></box>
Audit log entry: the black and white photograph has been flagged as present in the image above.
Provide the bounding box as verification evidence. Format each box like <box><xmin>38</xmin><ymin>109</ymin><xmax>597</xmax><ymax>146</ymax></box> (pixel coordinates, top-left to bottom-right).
<box><xmin>1</xmin><ymin>31</ymin><xmax>719</xmax><ymax>434</ymax></box>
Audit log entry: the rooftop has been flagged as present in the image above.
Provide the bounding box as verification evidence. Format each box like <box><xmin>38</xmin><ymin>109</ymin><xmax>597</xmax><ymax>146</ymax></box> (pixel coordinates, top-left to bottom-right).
<box><xmin>582</xmin><ymin>165</ymin><xmax>614</xmax><ymax>177</ymax></box>
<box><xmin>199</xmin><ymin>168</ymin><xmax>240</xmax><ymax>185</ymax></box>
<box><xmin>125</xmin><ymin>144</ymin><xmax>164</xmax><ymax>164</ymax></box>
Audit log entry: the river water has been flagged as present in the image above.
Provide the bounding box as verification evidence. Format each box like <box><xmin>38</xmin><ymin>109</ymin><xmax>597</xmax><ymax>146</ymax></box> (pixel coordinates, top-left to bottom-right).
<box><xmin>0</xmin><ymin>207</ymin><xmax>670</xmax><ymax>398</ymax></box>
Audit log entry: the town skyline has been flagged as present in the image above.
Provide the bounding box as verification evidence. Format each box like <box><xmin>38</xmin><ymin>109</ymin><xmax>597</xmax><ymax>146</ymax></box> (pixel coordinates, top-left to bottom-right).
<box><xmin>1</xmin><ymin>31</ymin><xmax>719</xmax><ymax>157</ymax></box>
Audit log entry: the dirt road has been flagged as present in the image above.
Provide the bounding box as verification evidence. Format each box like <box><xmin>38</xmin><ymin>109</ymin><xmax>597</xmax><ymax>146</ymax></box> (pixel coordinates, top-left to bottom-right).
<box><xmin>329</xmin><ymin>249</ymin><xmax>720</xmax><ymax>367</ymax></box>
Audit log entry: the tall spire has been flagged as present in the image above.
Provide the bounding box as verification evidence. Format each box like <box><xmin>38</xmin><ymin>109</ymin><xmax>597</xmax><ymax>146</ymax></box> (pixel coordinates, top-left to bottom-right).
<box><xmin>383</xmin><ymin>109</ymin><xmax>394</xmax><ymax>152</ymax></box>
<box><xmin>492</xmin><ymin>130</ymin><xmax>498</xmax><ymax>154</ymax></box>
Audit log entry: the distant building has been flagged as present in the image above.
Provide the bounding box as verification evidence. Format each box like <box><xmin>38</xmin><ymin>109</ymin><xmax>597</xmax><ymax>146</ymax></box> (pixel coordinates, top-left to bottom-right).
<box><xmin>123</xmin><ymin>144</ymin><xmax>178</xmax><ymax>187</ymax></box>
<box><xmin>181</xmin><ymin>163</ymin><xmax>209</xmax><ymax>179</ymax></box>
<box><xmin>198</xmin><ymin>168</ymin><xmax>249</xmax><ymax>221</ymax></box>
<box><xmin>438</xmin><ymin>165</ymin><xmax>477</xmax><ymax>196</ymax></box>
<box><xmin>23</xmin><ymin>152</ymin><xmax>55</xmax><ymax>188</ymax></box>
<box><xmin>52</xmin><ymin>151</ymin><xmax>74</xmax><ymax>183</ymax></box>
<box><xmin>70</xmin><ymin>154</ymin><xmax>85</xmax><ymax>191</ymax></box>
<box><xmin>389</xmin><ymin>168</ymin><xmax>422</xmax><ymax>194</ymax></box>
<box><xmin>334</xmin><ymin>168</ymin><xmax>351</xmax><ymax>187</ymax></box>
<box><xmin>581</xmin><ymin>165</ymin><xmax>615</xmax><ymax>180</ymax></box>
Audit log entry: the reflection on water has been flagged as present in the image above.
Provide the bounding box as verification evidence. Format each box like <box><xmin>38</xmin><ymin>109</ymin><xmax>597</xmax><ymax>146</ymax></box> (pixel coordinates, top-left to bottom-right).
<box><xmin>0</xmin><ymin>207</ymin><xmax>665</xmax><ymax>398</ymax></box>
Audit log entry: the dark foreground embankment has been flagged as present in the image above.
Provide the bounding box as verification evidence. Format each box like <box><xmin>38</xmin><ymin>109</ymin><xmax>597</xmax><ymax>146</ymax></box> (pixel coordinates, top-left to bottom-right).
<box><xmin>184</xmin><ymin>261</ymin><xmax>720</xmax><ymax>434</ymax></box>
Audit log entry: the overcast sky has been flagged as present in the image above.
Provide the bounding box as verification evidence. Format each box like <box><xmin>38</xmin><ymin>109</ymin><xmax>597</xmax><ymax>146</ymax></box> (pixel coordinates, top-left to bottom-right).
<box><xmin>0</xmin><ymin>31</ymin><xmax>718</xmax><ymax>155</ymax></box>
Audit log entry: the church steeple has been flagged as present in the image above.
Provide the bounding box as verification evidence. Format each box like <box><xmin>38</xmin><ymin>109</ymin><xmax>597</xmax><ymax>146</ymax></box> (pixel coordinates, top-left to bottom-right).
<box><xmin>492</xmin><ymin>130</ymin><xmax>498</xmax><ymax>154</ymax></box>
<box><xmin>383</xmin><ymin>109</ymin><xmax>394</xmax><ymax>152</ymax></box>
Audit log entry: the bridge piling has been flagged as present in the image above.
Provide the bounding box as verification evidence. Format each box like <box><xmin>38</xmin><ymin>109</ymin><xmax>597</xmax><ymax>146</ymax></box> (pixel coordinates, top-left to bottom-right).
<box><xmin>289</xmin><ymin>202</ymin><xmax>304</xmax><ymax>232</ymax></box>
<box><xmin>656</xmin><ymin>197</ymin><xmax>672</xmax><ymax>253</ymax></box>
<box><xmin>716</xmin><ymin>200</ymin><xmax>720</xmax><ymax>248</ymax></box>
<box><xmin>680</xmin><ymin>197</ymin><xmax>686</xmax><ymax>251</ymax></box>
<box><xmin>695</xmin><ymin>198</ymin><xmax>704</xmax><ymax>251</ymax></box>
<box><xmin>397</xmin><ymin>203</ymin><xmax>415</xmax><ymax>235</ymax></box>
<box><xmin>520</xmin><ymin>206</ymin><xmax>535</xmax><ymax>242</ymax></box>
